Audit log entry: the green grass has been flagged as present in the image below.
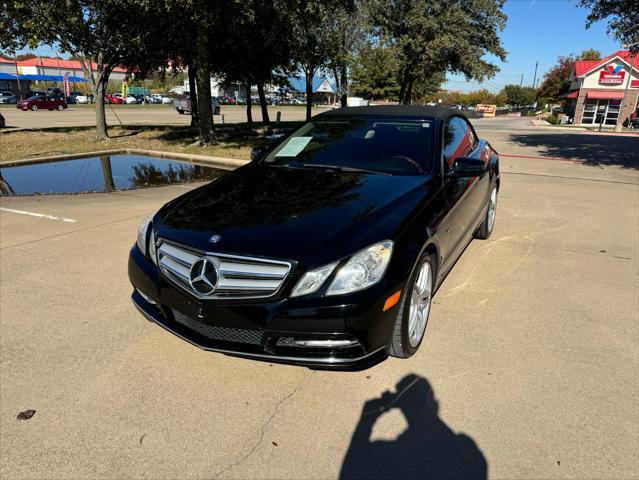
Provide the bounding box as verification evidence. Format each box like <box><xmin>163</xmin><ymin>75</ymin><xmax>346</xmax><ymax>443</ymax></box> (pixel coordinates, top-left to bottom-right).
<box><xmin>0</xmin><ymin>122</ymin><xmax>302</xmax><ymax>163</ymax></box>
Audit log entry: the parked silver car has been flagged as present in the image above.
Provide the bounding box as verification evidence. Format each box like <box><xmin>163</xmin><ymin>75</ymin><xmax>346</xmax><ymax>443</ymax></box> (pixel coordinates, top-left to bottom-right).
<box><xmin>173</xmin><ymin>95</ymin><xmax>220</xmax><ymax>115</ymax></box>
<box><xmin>0</xmin><ymin>91</ymin><xmax>17</xmax><ymax>104</ymax></box>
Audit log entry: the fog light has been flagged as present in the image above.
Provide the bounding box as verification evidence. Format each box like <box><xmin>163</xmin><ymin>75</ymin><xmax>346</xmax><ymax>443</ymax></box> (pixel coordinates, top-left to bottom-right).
<box><xmin>294</xmin><ymin>339</ymin><xmax>358</xmax><ymax>347</ymax></box>
<box><xmin>276</xmin><ymin>337</ymin><xmax>359</xmax><ymax>348</ymax></box>
<box><xmin>136</xmin><ymin>288</ymin><xmax>157</xmax><ymax>305</ymax></box>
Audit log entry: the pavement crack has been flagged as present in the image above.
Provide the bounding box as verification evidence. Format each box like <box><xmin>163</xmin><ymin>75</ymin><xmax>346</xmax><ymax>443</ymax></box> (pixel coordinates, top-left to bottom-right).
<box><xmin>212</xmin><ymin>371</ymin><xmax>307</xmax><ymax>479</ymax></box>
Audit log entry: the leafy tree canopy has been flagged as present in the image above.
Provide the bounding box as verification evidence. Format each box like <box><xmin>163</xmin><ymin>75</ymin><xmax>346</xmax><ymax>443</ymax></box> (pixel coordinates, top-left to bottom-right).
<box><xmin>579</xmin><ymin>0</ymin><xmax>639</xmax><ymax>53</ymax></box>
<box><xmin>350</xmin><ymin>45</ymin><xmax>401</xmax><ymax>100</ymax></box>
<box><xmin>537</xmin><ymin>49</ymin><xmax>601</xmax><ymax>102</ymax></box>
<box><xmin>368</xmin><ymin>0</ymin><xmax>507</xmax><ymax>104</ymax></box>
<box><xmin>503</xmin><ymin>84</ymin><xmax>536</xmax><ymax>107</ymax></box>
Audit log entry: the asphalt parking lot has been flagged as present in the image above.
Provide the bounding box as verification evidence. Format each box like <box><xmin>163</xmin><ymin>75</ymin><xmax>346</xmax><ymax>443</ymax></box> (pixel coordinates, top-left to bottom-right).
<box><xmin>1</xmin><ymin>120</ymin><xmax>638</xmax><ymax>478</ymax></box>
<box><xmin>0</xmin><ymin>104</ymin><xmax>326</xmax><ymax>129</ymax></box>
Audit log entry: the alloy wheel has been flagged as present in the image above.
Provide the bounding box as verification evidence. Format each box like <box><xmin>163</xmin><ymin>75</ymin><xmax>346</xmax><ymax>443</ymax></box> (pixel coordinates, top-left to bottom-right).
<box><xmin>487</xmin><ymin>187</ymin><xmax>497</xmax><ymax>233</ymax></box>
<box><xmin>408</xmin><ymin>261</ymin><xmax>433</xmax><ymax>347</ymax></box>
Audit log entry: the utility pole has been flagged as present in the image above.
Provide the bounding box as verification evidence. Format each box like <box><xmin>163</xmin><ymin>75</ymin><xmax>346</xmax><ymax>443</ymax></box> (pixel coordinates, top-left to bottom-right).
<box><xmin>615</xmin><ymin>52</ymin><xmax>635</xmax><ymax>132</ymax></box>
<box><xmin>13</xmin><ymin>51</ymin><xmax>23</xmax><ymax>100</ymax></box>
<box><xmin>519</xmin><ymin>73</ymin><xmax>523</xmax><ymax>87</ymax></box>
<box><xmin>532</xmin><ymin>61</ymin><xmax>538</xmax><ymax>88</ymax></box>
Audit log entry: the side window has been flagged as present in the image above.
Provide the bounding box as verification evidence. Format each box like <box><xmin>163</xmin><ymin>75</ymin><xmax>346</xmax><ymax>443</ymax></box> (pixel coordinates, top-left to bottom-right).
<box><xmin>442</xmin><ymin>118</ymin><xmax>466</xmax><ymax>169</ymax></box>
<box><xmin>457</xmin><ymin>118</ymin><xmax>478</xmax><ymax>151</ymax></box>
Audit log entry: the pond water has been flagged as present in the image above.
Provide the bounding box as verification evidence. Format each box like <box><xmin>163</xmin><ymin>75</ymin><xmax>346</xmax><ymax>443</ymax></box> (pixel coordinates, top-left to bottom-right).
<box><xmin>0</xmin><ymin>154</ymin><xmax>224</xmax><ymax>196</ymax></box>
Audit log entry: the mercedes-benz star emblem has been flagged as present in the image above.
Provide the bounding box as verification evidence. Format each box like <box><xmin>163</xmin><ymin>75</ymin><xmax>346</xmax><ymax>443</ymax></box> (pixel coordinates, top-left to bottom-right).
<box><xmin>209</xmin><ymin>234</ymin><xmax>222</xmax><ymax>244</ymax></box>
<box><xmin>189</xmin><ymin>258</ymin><xmax>218</xmax><ymax>295</ymax></box>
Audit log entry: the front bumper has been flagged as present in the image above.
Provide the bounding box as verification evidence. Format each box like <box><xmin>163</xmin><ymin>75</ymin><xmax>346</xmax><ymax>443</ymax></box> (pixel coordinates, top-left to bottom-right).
<box><xmin>129</xmin><ymin>245</ymin><xmax>398</xmax><ymax>370</ymax></box>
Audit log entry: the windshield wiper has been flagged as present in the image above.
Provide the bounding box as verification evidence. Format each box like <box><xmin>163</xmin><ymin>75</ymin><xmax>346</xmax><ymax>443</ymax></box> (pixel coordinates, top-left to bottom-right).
<box><xmin>301</xmin><ymin>163</ymin><xmax>392</xmax><ymax>176</ymax></box>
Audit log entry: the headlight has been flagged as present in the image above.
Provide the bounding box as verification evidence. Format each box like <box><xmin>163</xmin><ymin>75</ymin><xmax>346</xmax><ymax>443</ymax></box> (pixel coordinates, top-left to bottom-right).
<box><xmin>290</xmin><ymin>262</ymin><xmax>338</xmax><ymax>297</ymax></box>
<box><xmin>136</xmin><ymin>216</ymin><xmax>152</xmax><ymax>257</ymax></box>
<box><xmin>326</xmin><ymin>240</ymin><xmax>393</xmax><ymax>295</ymax></box>
<box><xmin>148</xmin><ymin>229</ymin><xmax>157</xmax><ymax>265</ymax></box>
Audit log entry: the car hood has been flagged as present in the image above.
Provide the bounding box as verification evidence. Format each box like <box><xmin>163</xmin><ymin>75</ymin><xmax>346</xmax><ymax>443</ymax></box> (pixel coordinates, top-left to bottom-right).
<box><xmin>156</xmin><ymin>164</ymin><xmax>432</xmax><ymax>266</ymax></box>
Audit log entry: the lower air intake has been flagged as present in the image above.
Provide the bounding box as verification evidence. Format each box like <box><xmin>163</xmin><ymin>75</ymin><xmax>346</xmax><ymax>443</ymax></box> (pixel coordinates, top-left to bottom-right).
<box><xmin>172</xmin><ymin>309</ymin><xmax>263</xmax><ymax>345</ymax></box>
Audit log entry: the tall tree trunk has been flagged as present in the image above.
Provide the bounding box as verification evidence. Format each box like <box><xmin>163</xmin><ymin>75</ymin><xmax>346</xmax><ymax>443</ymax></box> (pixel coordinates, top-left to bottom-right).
<box><xmin>245</xmin><ymin>81</ymin><xmax>253</xmax><ymax>127</ymax></box>
<box><xmin>257</xmin><ymin>82</ymin><xmax>269</xmax><ymax>123</ymax></box>
<box><xmin>405</xmin><ymin>78</ymin><xmax>415</xmax><ymax>105</ymax></box>
<box><xmin>305</xmin><ymin>70</ymin><xmax>313</xmax><ymax>122</ymax></box>
<box><xmin>188</xmin><ymin>61</ymin><xmax>199</xmax><ymax>127</ymax></box>
<box><xmin>94</xmin><ymin>72</ymin><xmax>109</xmax><ymax>140</ymax></box>
<box><xmin>399</xmin><ymin>63</ymin><xmax>416</xmax><ymax>105</ymax></box>
<box><xmin>100</xmin><ymin>155</ymin><xmax>115</xmax><ymax>192</ymax></box>
<box><xmin>78</xmin><ymin>54</ymin><xmax>109</xmax><ymax>140</ymax></box>
<box><xmin>339</xmin><ymin>63</ymin><xmax>348</xmax><ymax>107</ymax></box>
<box><xmin>195</xmin><ymin>22</ymin><xmax>215</xmax><ymax>144</ymax></box>
<box><xmin>332</xmin><ymin>66</ymin><xmax>340</xmax><ymax>103</ymax></box>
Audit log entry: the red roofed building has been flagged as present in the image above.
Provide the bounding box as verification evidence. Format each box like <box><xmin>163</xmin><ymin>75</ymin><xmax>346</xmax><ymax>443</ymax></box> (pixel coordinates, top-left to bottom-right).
<box><xmin>566</xmin><ymin>50</ymin><xmax>639</xmax><ymax>127</ymax></box>
<box><xmin>5</xmin><ymin>56</ymin><xmax>128</xmax><ymax>81</ymax></box>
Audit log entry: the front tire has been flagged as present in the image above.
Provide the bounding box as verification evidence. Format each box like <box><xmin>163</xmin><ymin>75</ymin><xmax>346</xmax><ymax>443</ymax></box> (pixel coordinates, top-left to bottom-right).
<box><xmin>476</xmin><ymin>186</ymin><xmax>498</xmax><ymax>240</ymax></box>
<box><xmin>389</xmin><ymin>254</ymin><xmax>435</xmax><ymax>358</ymax></box>
<box><xmin>31</xmin><ymin>105</ymin><xmax>38</xmax><ymax>111</ymax></box>
<box><xmin>57</xmin><ymin>104</ymin><xmax>64</xmax><ymax>111</ymax></box>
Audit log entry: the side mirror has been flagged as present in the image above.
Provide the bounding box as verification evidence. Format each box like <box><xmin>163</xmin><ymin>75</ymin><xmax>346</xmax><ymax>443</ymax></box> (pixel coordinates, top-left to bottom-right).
<box><xmin>251</xmin><ymin>146</ymin><xmax>266</xmax><ymax>161</ymax></box>
<box><xmin>452</xmin><ymin>157</ymin><xmax>487</xmax><ymax>177</ymax></box>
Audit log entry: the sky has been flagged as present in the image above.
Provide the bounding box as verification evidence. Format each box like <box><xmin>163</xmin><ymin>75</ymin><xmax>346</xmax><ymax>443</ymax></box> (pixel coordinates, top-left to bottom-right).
<box><xmin>11</xmin><ymin>0</ymin><xmax>622</xmax><ymax>93</ymax></box>
<box><xmin>443</xmin><ymin>0</ymin><xmax>621</xmax><ymax>92</ymax></box>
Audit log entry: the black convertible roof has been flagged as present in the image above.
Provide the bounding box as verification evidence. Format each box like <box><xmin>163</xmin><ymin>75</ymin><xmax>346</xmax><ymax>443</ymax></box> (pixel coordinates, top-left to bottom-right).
<box><xmin>316</xmin><ymin>105</ymin><xmax>476</xmax><ymax>120</ymax></box>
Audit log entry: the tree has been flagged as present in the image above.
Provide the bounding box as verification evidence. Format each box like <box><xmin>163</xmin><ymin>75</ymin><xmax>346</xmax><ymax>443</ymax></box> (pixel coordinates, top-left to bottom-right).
<box><xmin>537</xmin><ymin>56</ymin><xmax>575</xmax><ymax>102</ymax></box>
<box><xmin>220</xmin><ymin>0</ymin><xmax>294</xmax><ymax>126</ymax></box>
<box><xmin>368</xmin><ymin>0</ymin><xmax>507</xmax><ymax>104</ymax></box>
<box><xmin>410</xmin><ymin>70</ymin><xmax>446</xmax><ymax>104</ymax></box>
<box><xmin>328</xmin><ymin>2</ymin><xmax>365</xmax><ymax>107</ymax></box>
<box><xmin>579</xmin><ymin>0</ymin><xmax>639</xmax><ymax>53</ymax></box>
<box><xmin>579</xmin><ymin>48</ymin><xmax>602</xmax><ymax>61</ymax></box>
<box><xmin>3</xmin><ymin>0</ymin><xmax>167</xmax><ymax>140</ymax></box>
<box><xmin>350</xmin><ymin>45</ymin><xmax>401</xmax><ymax>100</ymax></box>
<box><xmin>503</xmin><ymin>84</ymin><xmax>536</xmax><ymax>107</ymax></box>
<box><xmin>537</xmin><ymin>49</ymin><xmax>601</xmax><ymax>102</ymax></box>
<box><xmin>289</xmin><ymin>1</ymin><xmax>350</xmax><ymax>120</ymax></box>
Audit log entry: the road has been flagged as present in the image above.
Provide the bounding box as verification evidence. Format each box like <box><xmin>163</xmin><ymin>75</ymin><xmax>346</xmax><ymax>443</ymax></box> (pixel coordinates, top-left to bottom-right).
<box><xmin>0</xmin><ymin>118</ymin><xmax>638</xmax><ymax>479</ymax></box>
<box><xmin>0</xmin><ymin>104</ymin><xmax>326</xmax><ymax>129</ymax></box>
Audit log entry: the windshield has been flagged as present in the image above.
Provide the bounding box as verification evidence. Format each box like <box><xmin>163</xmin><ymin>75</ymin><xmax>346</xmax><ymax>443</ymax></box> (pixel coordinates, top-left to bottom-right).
<box><xmin>262</xmin><ymin>117</ymin><xmax>434</xmax><ymax>175</ymax></box>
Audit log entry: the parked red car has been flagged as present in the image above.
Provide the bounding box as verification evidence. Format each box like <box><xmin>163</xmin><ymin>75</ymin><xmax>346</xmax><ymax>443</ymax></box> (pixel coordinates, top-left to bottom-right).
<box><xmin>104</xmin><ymin>94</ymin><xmax>123</xmax><ymax>104</ymax></box>
<box><xmin>17</xmin><ymin>95</ymin><xmax>67</xmax><ymax>111</ymax></box>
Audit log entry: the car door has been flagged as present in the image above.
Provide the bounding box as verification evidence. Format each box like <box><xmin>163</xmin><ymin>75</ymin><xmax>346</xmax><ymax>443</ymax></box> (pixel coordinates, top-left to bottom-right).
<box><xmin>440</xmin><ymin>116</ymin><xmax>483</xmax><ymax>261</ymax></box>
<box><xmin>455</xmin><ymin>117</ymin><xmax>490</xmax><ymax>230</ymax></box>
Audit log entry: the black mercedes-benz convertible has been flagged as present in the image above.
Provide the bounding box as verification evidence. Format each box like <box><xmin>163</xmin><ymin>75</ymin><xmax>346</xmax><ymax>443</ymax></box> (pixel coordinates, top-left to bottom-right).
<box><xmin>128</xmin><ymin>105</ymin><xmax>499</xmax><ymax>369</ymax></box>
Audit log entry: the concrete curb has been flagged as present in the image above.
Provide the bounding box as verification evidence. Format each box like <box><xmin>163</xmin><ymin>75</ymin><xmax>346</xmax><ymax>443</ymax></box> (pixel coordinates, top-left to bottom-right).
<box><xmin>4</xmin><ymin>148</ymin><xmax>249</xmax><ymax>171</ymax></box>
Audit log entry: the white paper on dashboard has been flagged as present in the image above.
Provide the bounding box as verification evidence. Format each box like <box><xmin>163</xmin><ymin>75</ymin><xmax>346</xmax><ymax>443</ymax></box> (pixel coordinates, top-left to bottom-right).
<box><xmin>275</xmin><ymin>137</ymin><xmax>312</xmax><ymax>157</ymax></box>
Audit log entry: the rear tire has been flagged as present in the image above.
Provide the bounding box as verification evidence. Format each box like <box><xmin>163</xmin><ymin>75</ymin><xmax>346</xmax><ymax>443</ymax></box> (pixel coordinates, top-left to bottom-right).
<box><xmin>476</xmin><ymin>186</ymin><xmax>498</xmax><ymax>240</ymax></box>
<box><xmin>57</xmin><ymin>104</ymin><xmax>64</xmax><ymax>111</ymax></box>
<box><xmin>389</xmin><ymin>253</ymin><xmax>435</xmax><ymax>358</ymax></box>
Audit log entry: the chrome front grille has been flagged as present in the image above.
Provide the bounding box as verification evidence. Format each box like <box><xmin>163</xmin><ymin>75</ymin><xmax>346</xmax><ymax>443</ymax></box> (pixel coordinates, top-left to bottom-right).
<box><xmin>157</xmin><ymin>240</ymin><xmax>291</xmax><ymax>299</ymax></box>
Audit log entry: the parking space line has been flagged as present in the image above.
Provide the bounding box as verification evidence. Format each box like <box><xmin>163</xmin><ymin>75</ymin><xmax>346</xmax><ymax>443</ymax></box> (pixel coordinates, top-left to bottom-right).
<box><xmin>0</xmin><ymin>207</ymin><xmax>77</xmax><ymax>223</ymax></box>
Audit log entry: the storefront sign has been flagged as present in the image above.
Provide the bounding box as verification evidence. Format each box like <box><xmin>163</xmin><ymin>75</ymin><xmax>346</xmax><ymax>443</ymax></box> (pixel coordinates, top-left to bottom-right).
<box><xmin>599</xmin><ymin>65</ymin><xmax>625</xmax><ymax>85</ymax></box>
<box><xmin>476</xmin><ymin>104</ymin><xmax>496</xmax><ymax>117</ymax></box>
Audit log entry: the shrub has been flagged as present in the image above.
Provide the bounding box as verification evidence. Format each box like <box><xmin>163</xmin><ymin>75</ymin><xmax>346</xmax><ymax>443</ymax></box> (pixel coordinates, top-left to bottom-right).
<box><xmin>545</xmin><ymin>115</ymin><xmax>559</xmax><ymax>125</ymax></box>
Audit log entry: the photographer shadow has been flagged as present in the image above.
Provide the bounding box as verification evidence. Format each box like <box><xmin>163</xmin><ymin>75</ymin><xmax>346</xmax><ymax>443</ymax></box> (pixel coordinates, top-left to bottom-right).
<box><xmin>340</xmin><ymin>374</ymin><xmax>487</xmax><ymax>480</ymax></box>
